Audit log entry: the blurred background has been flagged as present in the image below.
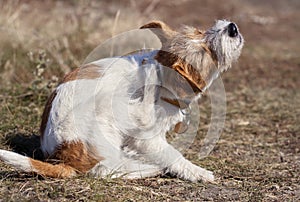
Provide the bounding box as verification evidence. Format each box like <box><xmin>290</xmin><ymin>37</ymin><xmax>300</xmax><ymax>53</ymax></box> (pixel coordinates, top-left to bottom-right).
<box><xmin>0</xmin><ymin>0</ymin><xmax>299</xmax><ymax>201</ymax></box>
<box><xmin>0</xmin><ymin>0</ymin><xmax>299</xmax><ymax>86</ymax></box>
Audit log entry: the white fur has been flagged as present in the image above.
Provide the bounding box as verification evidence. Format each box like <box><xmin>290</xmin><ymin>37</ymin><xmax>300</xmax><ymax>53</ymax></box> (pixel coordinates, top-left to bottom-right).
<box><xmin>0</xmin><ymin>149</ymin><xmax>32</xmax><ymax>172</ymax></box>
<box><xmin>40</xmin><ymin>50</ymin><xmax>215</xmax><ymax>181</ymax></box>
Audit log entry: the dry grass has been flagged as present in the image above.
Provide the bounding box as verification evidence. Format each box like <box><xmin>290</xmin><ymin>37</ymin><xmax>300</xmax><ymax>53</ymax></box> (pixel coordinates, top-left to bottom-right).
<box><xmin>0</xmin><ymin>0</ymin><xmax>299</xmax><ymax>201</ymax></box>
<box><xmin>0</xmin><ymin>0</ymin><xmax>147</xmax><ymax>85</ymax></box>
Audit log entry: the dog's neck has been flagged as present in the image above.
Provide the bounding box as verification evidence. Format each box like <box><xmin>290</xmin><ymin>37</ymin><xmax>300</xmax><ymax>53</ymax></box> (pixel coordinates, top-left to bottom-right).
<box><xmin>156</xmin><ymin>29</ymin><xmax>219</xmax><ymax>90</ymax></box>
<box><xmin>155</xmin><ymin>51</ymin><xmax>204</xmax><ymax>93</ymax></box>
<box><xmin>154</xmin><ymin>31</ymin><xmax>220</xmax><ymax>108</ymax></box>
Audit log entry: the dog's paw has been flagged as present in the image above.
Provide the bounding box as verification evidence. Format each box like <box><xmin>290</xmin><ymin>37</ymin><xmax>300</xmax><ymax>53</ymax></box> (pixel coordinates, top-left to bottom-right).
<box><xmin>196</xmin><ymin>167</ymin><xmax>215</xmax><ymax>182</ymax></box>
<box><xmin>182</xmin><ymin>164</ymin><xmax>215</xmax><ymax>183</ymax></box>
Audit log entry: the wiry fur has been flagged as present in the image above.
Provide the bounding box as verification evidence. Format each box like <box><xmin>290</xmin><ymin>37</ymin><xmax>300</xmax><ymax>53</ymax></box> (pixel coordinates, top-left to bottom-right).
<box><xmin>204</xmin><ymin>20</ymin><xmax>244</xmax><ymax>71</ymax></box>
<box><xmin>0</xmin><ymin>20</ymin><xmax>243</xmax><ymax>182</ymax></box>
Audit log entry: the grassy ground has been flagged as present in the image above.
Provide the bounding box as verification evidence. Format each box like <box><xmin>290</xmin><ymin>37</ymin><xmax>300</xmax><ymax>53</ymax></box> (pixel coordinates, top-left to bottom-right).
<box><xmin>0</xmin><ymin>0</ymin><xmax>299</xmax><ymax>201</ymax></box>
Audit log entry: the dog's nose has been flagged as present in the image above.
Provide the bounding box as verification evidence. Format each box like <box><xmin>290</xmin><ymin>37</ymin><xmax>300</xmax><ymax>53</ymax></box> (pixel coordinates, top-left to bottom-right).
<box><xmin>228</xmin><ymin>23</ymin><xmax>238</xmax><ymax>37</ymax></box>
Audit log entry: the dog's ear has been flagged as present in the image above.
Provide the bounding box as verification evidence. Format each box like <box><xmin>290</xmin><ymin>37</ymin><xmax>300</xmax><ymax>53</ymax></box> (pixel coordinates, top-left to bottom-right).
<box><xmin>140</xmin><ymin>21</ymin><xmax>176</xmax><ymax>45</ymax></box>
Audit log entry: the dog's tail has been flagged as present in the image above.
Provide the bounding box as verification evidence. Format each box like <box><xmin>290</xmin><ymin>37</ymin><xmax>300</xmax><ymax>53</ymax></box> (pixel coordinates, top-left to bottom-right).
<box><xmin>0</xmin><ymin>149</ymin><xmax>76</xmax><ymax>178</ymax></box>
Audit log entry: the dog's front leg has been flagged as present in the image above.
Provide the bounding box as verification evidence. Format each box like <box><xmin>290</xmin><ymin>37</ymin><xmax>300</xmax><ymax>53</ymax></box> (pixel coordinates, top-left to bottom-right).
<box><xmin>136</xmin><ymin>137</ymin><xmax>214</xmax><ymax>182</ymax></box>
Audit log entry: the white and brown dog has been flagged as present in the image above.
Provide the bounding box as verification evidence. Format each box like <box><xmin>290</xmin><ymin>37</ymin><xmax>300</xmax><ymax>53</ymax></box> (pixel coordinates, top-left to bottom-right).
<box><xmin>0</xmin><ymin>20</ymin><xmax>243</xmax><ymax>182</ymax></box>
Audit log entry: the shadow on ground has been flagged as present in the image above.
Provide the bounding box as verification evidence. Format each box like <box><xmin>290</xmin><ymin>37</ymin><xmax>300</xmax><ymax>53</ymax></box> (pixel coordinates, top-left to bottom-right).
<box><xmin>4</xmin><ymin>133</ymin><xmax>44</xmax><ymax>161</ymax></box>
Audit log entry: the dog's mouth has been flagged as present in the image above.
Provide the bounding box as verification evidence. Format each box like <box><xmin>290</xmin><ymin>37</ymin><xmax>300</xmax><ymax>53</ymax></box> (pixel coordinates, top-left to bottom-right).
<box><xmin>238</xmin><ymin>35</ymin><xmax>244</xmax><ymax>46</ymax></box>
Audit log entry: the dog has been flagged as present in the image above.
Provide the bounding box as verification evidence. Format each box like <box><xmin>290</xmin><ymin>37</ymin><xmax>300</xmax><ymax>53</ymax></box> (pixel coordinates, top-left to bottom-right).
<box><xmin>0</xmin><ymin>20</ymin><xmax>243</xmax><ymax>182</ymax></box>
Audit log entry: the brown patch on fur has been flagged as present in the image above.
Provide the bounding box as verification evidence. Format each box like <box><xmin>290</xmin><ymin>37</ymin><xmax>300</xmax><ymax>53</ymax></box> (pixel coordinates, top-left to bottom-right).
<box><xmin>140</xmin><ymin>21</ymin><xmax>176</xmax><ymax>45</ymax></box>
<box><xmin>50</xmin><ymin>141</ymin><xmax>103</xmax><ymax>173</ymax></box>
<box><xmin>30</xmin><ymin>140</ymin><xmax>103</xmax><ymax>177</ymax></box>
<box><xmin>155</xmin><ymin>51</ymin><xmax>206</xmax><ymax>92</ymax></box>
<box><xmin>161</xmin><ymin>97</ymin><xmax>188</xmax><ymax>109</ymax></box>
<box><xmin>40</xmin><ymin>90</ymin><xmax>57</xmax><ymax>139</ymax></box>
<box><xmin>30</xmin><ymin>159</ymin><xmax>76</xmax><ymax>178</ymax></box>
<box><xmin>174</xmin><ymin>122</ymin><xmax>188</xmax><ymax>134</ymax></box>
<box><xmin>61</xmin><ymin>64</ymin><xmax>101</xmax><ymax>83</ymax></box>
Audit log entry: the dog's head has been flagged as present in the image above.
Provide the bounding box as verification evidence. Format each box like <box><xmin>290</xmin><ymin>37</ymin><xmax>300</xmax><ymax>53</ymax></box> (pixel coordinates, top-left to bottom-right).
<box><xmin>204</xmin><ymin>20</ymin><xmax>244</xmax><ymax>72</ymax></box>
<box><xmin>140</xmin><ymin>20</ymin><xmax>244</xmax><ymax>92</ymax></box>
